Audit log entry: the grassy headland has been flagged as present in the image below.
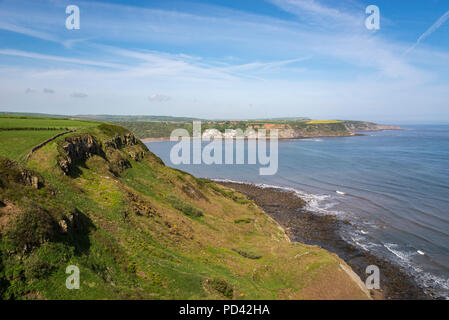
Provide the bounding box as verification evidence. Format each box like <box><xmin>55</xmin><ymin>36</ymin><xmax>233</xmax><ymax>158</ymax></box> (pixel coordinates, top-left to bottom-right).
<box><xmin>116</xmin><ymin>119</ymin><xmax>400</xmax><ymax>140</ymax></box>
<box><xmin>0</xmin><ymin>116</ymin><xmax>370</xmax><ymax>299</ymax></box>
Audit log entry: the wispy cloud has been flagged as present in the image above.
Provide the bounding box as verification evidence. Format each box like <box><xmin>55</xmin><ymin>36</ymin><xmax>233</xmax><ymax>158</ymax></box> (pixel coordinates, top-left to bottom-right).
<box><xmin>0</xmin><ymin>21</ymin><xmax>59</xmax><ymax>43</ymax></box>
<box><xmin>267</xmin><ymin>0</ymin><xmax>363</xmax><ymax>27</ymax></box>
<box><xmin>43</xmin><ymin>88</ymin><xmax>54</xmax><ymax>94</ymax></box>
<box><xmin>0</xmin><ymin>0</ymin><xmax>448</xmax><ymax>120</ymax></box>
<box><xmin>405</xmin><ymin>9</ymin><xmax>449</xmax><ymax>55</ymax></box>
<box><xmin>0</xmin><ymin>49</ymin><xmax>126</xmax><ymax>69</ymax></box>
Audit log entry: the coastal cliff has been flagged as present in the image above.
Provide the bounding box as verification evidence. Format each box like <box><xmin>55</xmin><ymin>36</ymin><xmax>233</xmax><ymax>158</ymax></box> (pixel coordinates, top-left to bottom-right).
<box><xmin>117</xmin><ymin>119</ymin><xmax>401</xmax><ymax>141</ymax></box>
<box><xmin>0</xmin><ymin>120</ymin><xmax>371</xmax><ymax>299</ymax></box>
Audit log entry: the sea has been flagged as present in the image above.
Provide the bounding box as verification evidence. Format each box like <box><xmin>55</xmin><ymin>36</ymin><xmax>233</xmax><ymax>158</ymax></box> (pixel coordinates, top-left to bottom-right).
<box><xmin>145</xmin><ymin>125</ymin><xmax>449</xmax><ymax>299</ymax></box>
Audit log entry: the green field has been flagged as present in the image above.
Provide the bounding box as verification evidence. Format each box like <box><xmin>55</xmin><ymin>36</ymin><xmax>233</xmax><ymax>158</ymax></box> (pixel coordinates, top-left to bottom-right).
<box><xmin>0</xmin><ymin>116</ymin><xmax>97</xmax><ymax>130</ymax></box>
<box><xmin>306</xmin><ymin>120</ymin><xmax>342</xmax><ymax>124</ymax></box>
<box><xmin>0</xmin><ymin>116</ymin><xmax>100</xmax><ymax>162</ymax></box>
<box><xmin>0</xmin><ymin>130</ymin><xmax>66</xmax><ymax>161</ymax></box>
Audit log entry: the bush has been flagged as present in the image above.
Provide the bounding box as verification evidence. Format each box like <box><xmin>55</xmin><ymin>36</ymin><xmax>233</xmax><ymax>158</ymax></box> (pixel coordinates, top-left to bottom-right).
<box><xmin>4</xmin><ymin>208</ymin><xmax>56</xmax><ymax>252</ymax></box>
<box><xmin>208</xmin><ymin>184</ymin><xmax>250</xmax><ymax>204</ymax></box>
<box><xmin>234</xmin><ymin>218</ymin><xmax>253</xmax><ymax>224</ymax></box>
<box><xmin>127</xmin><ymin>261</ymin><xmax>137</xmax><ymax>274</ymax></box>
<box><xmin>167</xmin><ymin>196</ymin><xmax>204</xmax><ymax>218</ymax></box>
<box><xmin>23</xmin><ymin>253</ymin><xmax>52</xmax><ymax>279</ymax></box>
<box><xmin>98</xmin><ymin>123</ymin><xmax>129</xmax><ymax>136</ymax></box>
<box><xmin>232</xmin><ymin>248</ymin><xmax>262</xmax><ymax>260</ymax></box>
<box><xmin>209</xmin><ymin>278</ymin><xmax>233</xmax><ymax>299</ymax></box>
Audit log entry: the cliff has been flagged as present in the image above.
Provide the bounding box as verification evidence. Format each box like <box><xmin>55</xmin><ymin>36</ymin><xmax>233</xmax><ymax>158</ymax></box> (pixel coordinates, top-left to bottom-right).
<box><xmin>0</xmin><ymin>120</ymin><xmax>371</xmax><ymax>300</ymax></box>
<box><xmin>118</xmin><ymin>120</ymin><xmax>401</xmax><ymax>140</ymax></box>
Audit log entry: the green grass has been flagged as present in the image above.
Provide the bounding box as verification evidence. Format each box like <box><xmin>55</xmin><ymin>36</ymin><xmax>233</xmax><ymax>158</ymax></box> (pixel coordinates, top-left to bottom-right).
<box><xmin>0</xmin><ymin>119</ymin><xmax>369</xmax><ymax>300</ymax></box>
<box><xmin>0</xmin><ymin>130</ymin><xmax>66</xmax><ymax>161</ymax></box>
<box><xmin>306</xmin><ymin>120</ymin><xmax>342</xmax><ymax>124</ymax></box>
<box><xmin>0</xmin><ymin>116</ymin><xmax>101</xmax><ymax>162</ymax></box>
<box><xmin>0</xmin><ymin>116</ymin><xmax>97</xmax><ymax>130</ymax></box>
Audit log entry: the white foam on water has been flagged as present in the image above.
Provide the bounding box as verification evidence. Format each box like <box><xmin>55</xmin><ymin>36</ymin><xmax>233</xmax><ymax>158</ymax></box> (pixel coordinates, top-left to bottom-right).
<box><xmin>214</xmin><ymin>179</ymin><xmax>345</xmax><ymax>216</ymax></box>
<box><xmin>384</xmin><ymin>243</ymin><xmax>414</xmax><ymax>261</ymax></box>
<box><xmin>383</xmin><ymin>243</ymin><xmax>449</xmax><ymax>298</ymax></box>
<box><xmin>343</xmin><ymin>232</ymin><xmax>380</xmax><ymax>252</ymax></box>
<box><xmin>350</xmin><ymin>236</ymin><xmax>370</xmax><ymax>251</ymax></box>
<box><xmin>212</xmin><ymin>179</ymin><xmax>449</xmax><ymax>298</ymax></box>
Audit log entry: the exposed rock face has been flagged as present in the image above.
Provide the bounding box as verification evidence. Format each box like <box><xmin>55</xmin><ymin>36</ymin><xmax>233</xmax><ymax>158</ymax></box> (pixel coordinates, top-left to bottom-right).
<box><xmin>105</xmin><ymin>133</ymin><xmax>139</xmax><ymax>149</ymax></box>
<box><xmin>128</xmin><ymin>150</ymin><xmax>146</xmax><ymax>161</ymax></box>
<box><xmin>0</xmin><ymin>158</ymin><xmax>43</xmax><ymax>189</ymax></box>
<box><xmin>58</xmin><ymin>219</ymin><xmax>68</xmax><ymax>233</ymax></box>
<box><xmin>58</xmin><ymin>209</ymin><xmax>90</xmax><ymax>234</ymax></box>
<box><xmin>201</xmin><ymin>123</ymin><xmax>354</xmax><ymax>139</ymax></box>
<box><xmin>58</xmin><ymin>132</ymin><xmax>145</xmax><ymax>175</ymax></box>
<box><xmin>59</xmin><ymin>134</ymin><xmax>102</xmax><ymax>174</ymax></box>
<box><xmin>20</xmin><ymin>169</ymin><xmax>42</xmax><ymax>189</ymax></box>
<box><xmin>344</xmin><ymin>121</ymin><xmax>402</xmax><ymax>132</ymax></box>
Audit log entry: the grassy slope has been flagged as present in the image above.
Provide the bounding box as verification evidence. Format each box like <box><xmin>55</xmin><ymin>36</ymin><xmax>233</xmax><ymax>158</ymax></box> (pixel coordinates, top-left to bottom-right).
<box><xmin>0</xmin><ymin>130</ymin><xmax>66</xmax><ymax>161</ymax></box>
<box><xmin>0</xmin><ymin>118</ymin><xmax>368</xmax><ymax>300</ymax></box>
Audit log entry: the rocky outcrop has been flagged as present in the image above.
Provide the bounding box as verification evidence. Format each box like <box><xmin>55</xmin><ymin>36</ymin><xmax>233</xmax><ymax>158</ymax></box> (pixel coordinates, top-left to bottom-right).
<box><xmin>200</xmin><ymin>123</ymin><xmax>354</xmax><ymax>139</ymax></box>
<box><xmin>58</xmin><ymin>132</ymin><xmax>146</xmax><ymax>175</ymax></box>
<box><xmin>20</xmin><ymin>169</ymin><xmax>42</xmax><ymax>189</ymax></box>
<box><xmin>58</xmin><ymin>134</ymin><xmax>102</xmax><ymax>174</ymax></box>
<box><xmin>343</xmin><ymin>121</ymin><xmax>402</xmax><ymax>132</ymax></box>
<box><xmin>0</xmin><ymin>158</ymin><xmax>43</xmax><ymax>189</ymax></box>
<box><xmin>58</xmin><ymin>209</ymin><xmax>87</xmax><ymax>234</ymax></box>
<box><xmin>104</xmin><ymin>133</ymin><xmax>139</xmax><ymax>149</ymax></box>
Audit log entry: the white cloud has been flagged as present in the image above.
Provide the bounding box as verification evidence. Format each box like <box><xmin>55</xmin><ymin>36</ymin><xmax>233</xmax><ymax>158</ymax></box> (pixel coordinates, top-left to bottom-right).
<box><xmin>267</xmin><ymin>0</ymin><xmax>363</xmax><ymax>28</ymax></box>
<box><xmin>148</xmin><ymin>94</ymin><xmax>171</xmax><ymax>102</ymax></box>
<box><xmin>71</xmin><ymin>92</ymin><xmax>88</xmax><ymax>98</ymax></box>
<box><xmin>0</xmin><ymin>0</ymin><xmax>448</xmax><ymax>121</ymax></box>
<box><xmin>43</xmin><ymin>88</ymin><xmax>54</xmax><ymax>94</ymax></box>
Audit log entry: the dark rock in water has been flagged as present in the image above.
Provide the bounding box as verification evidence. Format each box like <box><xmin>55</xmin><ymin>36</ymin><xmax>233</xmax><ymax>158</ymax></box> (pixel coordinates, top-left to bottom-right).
<box><xmin>219</xmin><ymin>181</ymin><xmax>430</xmax><ymax>300</ymax></box>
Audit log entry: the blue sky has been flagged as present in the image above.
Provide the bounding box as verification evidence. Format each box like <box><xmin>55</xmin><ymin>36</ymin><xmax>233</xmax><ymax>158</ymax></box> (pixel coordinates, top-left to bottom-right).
<box><xmin>0</xmin><ymin>0</ymin><xmax>448</xmax><ymax>123</ymax></box>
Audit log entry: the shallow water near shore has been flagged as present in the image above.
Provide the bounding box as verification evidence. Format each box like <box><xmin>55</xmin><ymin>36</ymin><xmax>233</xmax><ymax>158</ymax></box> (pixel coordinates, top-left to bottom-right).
<box><xmin>145</xmin><ymin>125</ymin><xmax>449</xmax><ymax>299</ymax></box>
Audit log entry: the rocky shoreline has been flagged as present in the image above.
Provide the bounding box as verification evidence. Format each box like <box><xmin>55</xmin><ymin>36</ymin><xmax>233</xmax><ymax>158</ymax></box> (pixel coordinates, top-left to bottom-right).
<box><xmin>219</xmin><ymin>181</ymin><xmax>430</xmax><ymax>300</ymax></box>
